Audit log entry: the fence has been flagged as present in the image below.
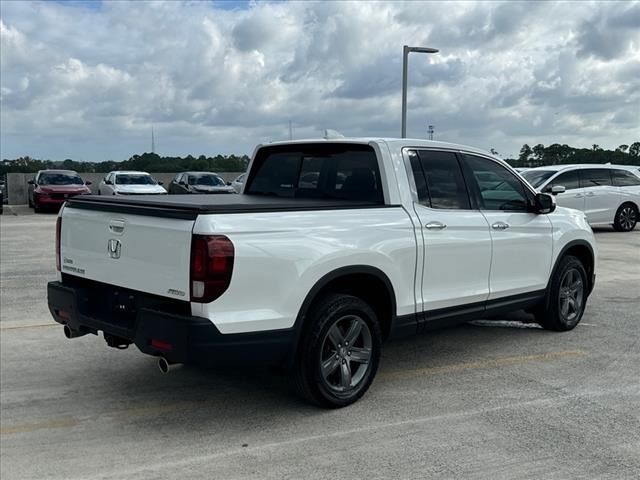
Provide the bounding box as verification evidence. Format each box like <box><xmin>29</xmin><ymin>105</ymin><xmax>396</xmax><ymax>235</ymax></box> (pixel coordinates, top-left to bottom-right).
<box><xmin>4</xmin><ymin>172</ymin><xmax>245</xmax><ymax>205</ymax></box>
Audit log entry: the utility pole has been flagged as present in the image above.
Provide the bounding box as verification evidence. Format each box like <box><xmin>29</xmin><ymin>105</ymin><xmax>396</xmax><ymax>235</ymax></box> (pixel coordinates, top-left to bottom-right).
<box><xmin>428</xmin><ymin>125</ymin><xmax>434</xmax><ymax>140</ymax></box>
<box><xmin>151</xmin><ymin>126</ymin><xmax>155</xmax><ymax>154</ymax></box>
<box><xmin>289</xmin><ymin>120</ymin><xmax>293</xmax><ymax>140</ymax></box>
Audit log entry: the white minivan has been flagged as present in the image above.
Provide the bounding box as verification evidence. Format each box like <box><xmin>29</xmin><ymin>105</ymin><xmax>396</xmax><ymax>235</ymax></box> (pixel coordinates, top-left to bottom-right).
<box><xmin>522</xmin><ymin>165</ymin><xmax>640</xmax><ymax>232</ymax></box>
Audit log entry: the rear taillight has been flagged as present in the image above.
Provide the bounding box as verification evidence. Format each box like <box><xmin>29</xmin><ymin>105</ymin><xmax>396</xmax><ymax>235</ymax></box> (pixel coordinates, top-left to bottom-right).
<box><xmin>190</xmin><ymin>235</ymin><xmax>234</xmax><ymax>303</ymax></box>
<box><xmin>55</xmin><ymin>216</ymin><xmax>62</xmax><ymax>271</ymax></box>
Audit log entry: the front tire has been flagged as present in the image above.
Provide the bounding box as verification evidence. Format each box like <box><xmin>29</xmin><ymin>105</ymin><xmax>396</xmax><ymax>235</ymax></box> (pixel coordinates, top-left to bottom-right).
<box><xmin>613</xmin><ymin>203</ymin><xmax>638</xmax><ymax>232</ymax></box>
<box><xmin>535</xmin><ymin>255</ymin><xmax>588</xmax><ymax>331</ymax></box>
<box><xmin>294</xmin><ymin>294</ymin><xmax>381</xmax><ymax>408</ymax></box>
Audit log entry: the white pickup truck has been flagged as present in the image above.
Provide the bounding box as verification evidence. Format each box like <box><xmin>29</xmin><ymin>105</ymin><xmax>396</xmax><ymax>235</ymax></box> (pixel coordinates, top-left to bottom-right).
<box><xmin>48</xmin><ymin>139</ymin><xmax>596</xmax><ymax>407</ymax></box>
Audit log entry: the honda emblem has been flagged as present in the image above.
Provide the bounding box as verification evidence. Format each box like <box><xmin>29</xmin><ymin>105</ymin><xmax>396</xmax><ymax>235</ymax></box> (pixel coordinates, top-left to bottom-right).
<box><xmin>107</xmin><ymin>239</ymin><xmax>121</xmax><ymax>259</ymax></box>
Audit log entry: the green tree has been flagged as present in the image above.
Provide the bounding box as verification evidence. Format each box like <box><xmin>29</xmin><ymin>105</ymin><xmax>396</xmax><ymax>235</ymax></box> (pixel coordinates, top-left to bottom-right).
<box><xmin>629</xmin><ymin>142</ymin><xmax>640</xmax><ymax>157</ymax></box>
<box><xmin>518</xmin><ymin>144</ymin><xmax>532</xmax><ymax>164</ymax></box>
<box><xmin>532</xmin><ymin>144</ymin><xmax>545</xmax><ymax>166</ymax></box>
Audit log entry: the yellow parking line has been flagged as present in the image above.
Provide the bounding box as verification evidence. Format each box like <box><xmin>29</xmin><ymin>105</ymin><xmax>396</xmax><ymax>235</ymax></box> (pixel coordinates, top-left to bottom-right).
<box><xmin>379</xmin><ymin>349</ymin><xmax>585</xmax><ymax>381</ymax></box>
<box><xmin>0</xmin><ymin>417</ymin><xmax>79</xmax><ymax>435</ymax></box>
<box><xmin>0</xmin><ymin>323</ymin><xmax>58</xmax><ymax>331</ymax></box>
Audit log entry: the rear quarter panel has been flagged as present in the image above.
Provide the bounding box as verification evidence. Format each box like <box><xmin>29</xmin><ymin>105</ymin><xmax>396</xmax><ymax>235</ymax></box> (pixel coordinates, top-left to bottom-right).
<box><xmin>191</xmin><ymin>207</ymin><xmax>418</xmax><ymax>334</ymax></box>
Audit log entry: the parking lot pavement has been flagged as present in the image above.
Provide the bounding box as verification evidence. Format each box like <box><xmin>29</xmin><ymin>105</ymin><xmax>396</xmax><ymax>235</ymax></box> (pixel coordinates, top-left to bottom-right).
<box><xmin>1</xmin><ymin>213</ymin><xmax>639</xmax><ymax>480</ymax></box>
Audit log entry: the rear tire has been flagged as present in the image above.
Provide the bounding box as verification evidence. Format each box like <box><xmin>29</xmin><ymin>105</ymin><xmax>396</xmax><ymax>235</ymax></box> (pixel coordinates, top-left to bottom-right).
<box><xmin>535</xmin><ymin>255</ymin><xmax>588</xmax><ymax>331</ymax></box>
<box><xmin>613</xmin><ymin>203</ymin><xmax>638</xmax><ymax>232</ymax></box>
<box><xmin>294</xmin><ymin>294</ymin><xmax>381</xmax><ymax>408</ymax></box>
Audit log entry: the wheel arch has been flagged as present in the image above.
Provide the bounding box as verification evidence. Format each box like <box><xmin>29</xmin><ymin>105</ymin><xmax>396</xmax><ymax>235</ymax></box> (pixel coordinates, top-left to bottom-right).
<box><xmin>288</xmin><ymin>265</ymin><xmax>398</xmax><ymax>365</ymax></box>
<box><xmin>549</xmin><ymin>240</ymin><xmax>595</xmax><ymax>296</ymax></box>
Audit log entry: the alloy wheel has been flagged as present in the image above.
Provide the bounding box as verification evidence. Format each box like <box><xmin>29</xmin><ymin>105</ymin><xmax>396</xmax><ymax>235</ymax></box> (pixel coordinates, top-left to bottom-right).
<box><xmin>319</xmin><ymin>315</ymin><xmax>372</xmax><ymax>393</ymax></box>
<box><xmin>558</xmin><ymin>268</ymin><xmax>584</xmax><ymax>323</ymax></box>
<box><xmin>618</xmin><ymin>206</ymin><xmax>637</xmax><ymax>231</ymax></box>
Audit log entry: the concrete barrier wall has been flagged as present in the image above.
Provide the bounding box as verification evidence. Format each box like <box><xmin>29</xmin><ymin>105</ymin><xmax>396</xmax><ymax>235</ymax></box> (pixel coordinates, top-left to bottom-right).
<box><xmin>6</xmin><ymin>172</ymin><xmax>245</xmax><ymax>205</ymax></box>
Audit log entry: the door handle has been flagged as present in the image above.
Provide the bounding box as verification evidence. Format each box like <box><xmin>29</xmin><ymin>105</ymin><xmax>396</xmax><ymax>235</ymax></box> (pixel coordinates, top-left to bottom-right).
<box><xmin>425</xmin><ymin>222</ymin><xmax>447</xmax><ymax>230</ymax></box>
<box><xmin>586</xmin><ymin>192</ymin><xmax>595</xmax><ymax>197</ymax></box>
<box><xmin>574</xmin><ymin>194</ymin><xmax>583</xmax><ymax>198</ymax></box>
<box><xmin>492</xmin><ymin>222</ymin><xmax>510</xmax><ymax>230</ymax></box>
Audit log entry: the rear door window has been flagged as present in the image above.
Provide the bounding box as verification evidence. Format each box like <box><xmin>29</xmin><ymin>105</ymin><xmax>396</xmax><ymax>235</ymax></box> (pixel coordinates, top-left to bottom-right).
<box><xmin>245</xmin><ymin>144</ymin><xmax>383</xmax><ymax>203</ymax></box>
<box><xmin>580</xmin><ymin>169</ymin><xmax>612</xmax><ymax>187</ymax></box>
<box><xmin>412</xmin><ymin>150</ymin><xmax>470</xmax><ymax>209</ymax></box>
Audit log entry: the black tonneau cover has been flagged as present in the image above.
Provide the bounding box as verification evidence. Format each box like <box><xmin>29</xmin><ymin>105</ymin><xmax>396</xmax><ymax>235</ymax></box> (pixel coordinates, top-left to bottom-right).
<box><xmin>66</xmin><ymin>195</ymin><xmax>389</xmax><ymax>220</ymax></box>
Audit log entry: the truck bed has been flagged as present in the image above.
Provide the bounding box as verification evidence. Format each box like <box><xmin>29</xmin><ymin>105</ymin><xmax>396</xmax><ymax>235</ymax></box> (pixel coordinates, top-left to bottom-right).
<box><xmin>65</xmin><ymin>195</ymin><xmax>389</xmax><ymax>219</ymax></box>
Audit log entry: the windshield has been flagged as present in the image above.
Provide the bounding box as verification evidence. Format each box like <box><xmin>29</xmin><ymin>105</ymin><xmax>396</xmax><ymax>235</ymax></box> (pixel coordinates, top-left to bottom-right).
<box><xmin>116</xmin><ymin>174</ymin><xmax>156</xmax><ymax>185</ymax></box>
<box><xmin>521</xmin><ymin>170</ymin><xmax>555</xmax><ymax>188</ymax></box>
<box><xmin>38</xmin><ymin>173</ymin><xmax>84</xmax><ymax>186</ymax></box>
<box><xmin>188</xmin><ymin>174</ymin><xmax>225</xmax><ymax>186</ymax></box>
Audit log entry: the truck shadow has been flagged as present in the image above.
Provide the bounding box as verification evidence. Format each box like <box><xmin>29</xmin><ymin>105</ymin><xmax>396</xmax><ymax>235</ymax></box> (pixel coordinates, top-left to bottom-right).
<box><xmin>99</xmin><ymin>313</ymin><xmax>566</xmax><ymax>433</ymax></box>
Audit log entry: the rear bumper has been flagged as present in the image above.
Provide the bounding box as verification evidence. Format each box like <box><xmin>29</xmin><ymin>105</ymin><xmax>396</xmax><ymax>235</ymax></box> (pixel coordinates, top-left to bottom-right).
<box><xmin>47</xmin><ymin>280</ymin><xmax>293</xmax><ymax>367</ymax></box>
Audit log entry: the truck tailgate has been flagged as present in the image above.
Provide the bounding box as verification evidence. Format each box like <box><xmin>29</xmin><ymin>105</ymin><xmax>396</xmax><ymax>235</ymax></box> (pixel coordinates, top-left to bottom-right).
<box><xmin>60</xmin><ymin>205</ymin><xmax>194</xmax><ymax>300</ymax></box>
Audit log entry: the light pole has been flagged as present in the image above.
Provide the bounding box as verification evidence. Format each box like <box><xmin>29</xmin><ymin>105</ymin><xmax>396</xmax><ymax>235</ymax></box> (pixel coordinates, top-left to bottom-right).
<box><xmin>401</xmin><ymin>45</ymin><xmax>439</xmax><ymax>138</ymax></box>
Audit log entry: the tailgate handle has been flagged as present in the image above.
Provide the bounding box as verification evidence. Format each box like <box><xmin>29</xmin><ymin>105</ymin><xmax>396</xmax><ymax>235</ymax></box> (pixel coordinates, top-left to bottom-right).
<box><xmin>109</xmin><ymin>219</ymin><xmax>126</xmax><ymax>234</ymax></box>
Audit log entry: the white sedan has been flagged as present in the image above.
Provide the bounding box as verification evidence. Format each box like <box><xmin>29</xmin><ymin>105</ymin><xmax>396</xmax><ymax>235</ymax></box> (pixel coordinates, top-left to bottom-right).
<box><xmin>521</xmin><ymin>164</ymin><xmax>640</xmax><ymax>232</ymax></box>
<box><xmin>98</xmin><ymin>171</ymin><xmax>167</xmax><ymax>196</ymax></box>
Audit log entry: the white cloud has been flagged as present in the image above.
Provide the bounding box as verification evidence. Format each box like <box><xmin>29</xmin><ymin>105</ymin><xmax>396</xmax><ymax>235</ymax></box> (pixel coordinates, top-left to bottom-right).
<box><xmin>1</xmin><ymin>0</ymin><xmax>639</xmax><ymax>161</ymax></box>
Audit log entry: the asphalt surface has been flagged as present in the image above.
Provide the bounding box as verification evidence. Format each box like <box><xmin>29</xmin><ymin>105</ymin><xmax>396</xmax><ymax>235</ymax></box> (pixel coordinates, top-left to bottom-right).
<box><xmin>1</xmin><ymin>208</ymin><xmax>639</xmax><ymax>479</ymax></box>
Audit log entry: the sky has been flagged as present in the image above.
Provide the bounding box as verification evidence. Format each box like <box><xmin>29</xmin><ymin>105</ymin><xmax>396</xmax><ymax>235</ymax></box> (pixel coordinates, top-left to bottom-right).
<box><xmin>1</xmin><ymin>0</ymin><xmax>639</xmax><ymax>161</ymax></box>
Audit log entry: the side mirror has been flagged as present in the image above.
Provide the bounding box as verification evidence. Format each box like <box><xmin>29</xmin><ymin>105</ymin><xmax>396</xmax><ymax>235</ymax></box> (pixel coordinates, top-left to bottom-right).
<box><xmin>28</xmin><ymin>180</ymin><xmax>36</xmax><ymax>185</ymax></box>
<box><xmin>85</xmin><ymin>181</ymin><xmax>92</xmax><ymax>186</ymax></box>
<box><xmin>226</xmin><ymin>182</ymin><xmax>232</xmax><ymax>186</ymax></box>
<box><xmin>178</xmin><ymin>181</ymin><xmax>186</xmax><ymax>185</ymax></box>
<box><xmin>105</xmin><ymin>180</ymin><xmax>113</xmax><ymax>185</ymax></box>
<box><xmin>551</xmin><ymin>185</ymin><xmax>566</xmax><ymax>195</ymax></box>
<box><xmin>534</xmin><ymin>193</ymin><xmax>556</xmax><ymax>214</ymax></box>
<box><xmin>157</xmin><ymin>181</ymin><xmax>164</xmax><ymax>186</ymax></box>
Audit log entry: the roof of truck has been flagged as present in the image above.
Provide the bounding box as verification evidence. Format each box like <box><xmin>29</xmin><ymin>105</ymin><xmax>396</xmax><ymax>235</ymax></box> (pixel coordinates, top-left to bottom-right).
<box><xmin>260</xmin><ymin>138</ymin><xmax>496</xmax><ymax>158</ymax></box>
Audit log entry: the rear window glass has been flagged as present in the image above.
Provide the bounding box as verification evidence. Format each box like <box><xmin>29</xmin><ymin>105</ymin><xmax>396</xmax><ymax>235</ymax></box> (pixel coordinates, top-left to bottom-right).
<box><xmin>245</xmin><ymin>144</ymin><xmax>384</xmax><ymax>203</ymax></box>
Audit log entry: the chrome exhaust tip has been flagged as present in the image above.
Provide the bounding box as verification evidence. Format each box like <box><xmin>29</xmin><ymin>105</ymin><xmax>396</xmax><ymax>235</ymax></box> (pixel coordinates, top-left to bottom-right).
<box><xmin>158</xmin><ymin>357</ymin><xmax>180</xmax><ymax>374</ymax></box>
<box><xmin>63</xmin><ymin>325</ymin><xmax>86</xmax><ymax>339</ymax></box>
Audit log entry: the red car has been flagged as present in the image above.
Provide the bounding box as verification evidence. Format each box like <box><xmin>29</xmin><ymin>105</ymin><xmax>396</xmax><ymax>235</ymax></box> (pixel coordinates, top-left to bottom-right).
<box><xmin>28</xmin><ymin>170</ymin><xmax>92</xmax><ymax>212</ymax></box>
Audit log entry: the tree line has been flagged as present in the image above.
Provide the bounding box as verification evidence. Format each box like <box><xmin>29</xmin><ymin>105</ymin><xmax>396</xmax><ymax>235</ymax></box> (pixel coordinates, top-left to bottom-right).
<box><xmin>2</xmin><ymin>142</ymin><xmax>638</xmax><ymax>175</ymax></box>
<box><xmin>504</xmin><ymin>142</ymin><xmax>640</xmax><ymax>168</ymax></box>
<box><xmin>0</xmin><ymin>152</ymin><xmax>250</xmax><ymax>175</ymax></box>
